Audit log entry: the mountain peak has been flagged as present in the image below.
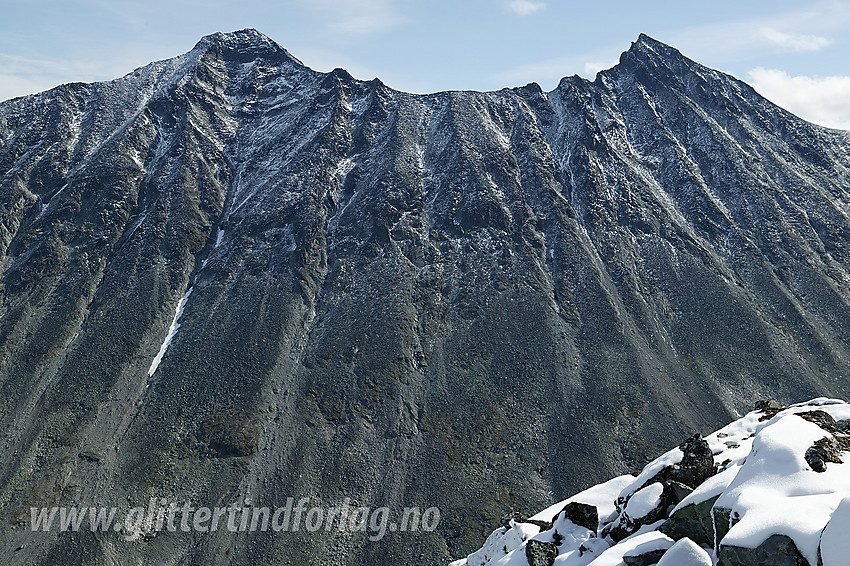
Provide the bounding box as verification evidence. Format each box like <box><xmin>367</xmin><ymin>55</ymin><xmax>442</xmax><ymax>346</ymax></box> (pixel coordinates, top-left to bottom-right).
<box><xmin>198</xmin><ymin>28</ymin><xmax>272</xmax><ymax>46</ymax></box>
<box><xmin>635</xmin><ymin>33</ymin><xmax>665</xmax><ymax>47</ymax></box>
<box><xmin>627</xmin><ymin>33</ymin><xmax>687</xmax><ymax>62</ymax></box>
<box><xmin>602</xmin><ymin>32</ymin><xmax>705</xmax><ymax>88</ymax></box>
<box><xmin>195</xmin><ymin>28</ymin><xmax>303</xmax><ymax>66</ymax></box>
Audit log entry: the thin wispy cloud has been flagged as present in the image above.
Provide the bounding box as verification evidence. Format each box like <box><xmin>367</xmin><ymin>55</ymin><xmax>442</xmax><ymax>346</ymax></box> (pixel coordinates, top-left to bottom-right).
<box><xmin>583</xmin><ymin>58</ymin><xmax>620</xmax><ymax>77</ymax></box>
<box><xmin>758</xmin><ymin>28</ymin><xmax>832</xmax><ymax>52</ymax></box>
<box><xmin>661</xmin><ymin>2</ymin><xmax>850</xmax><ymax>63</ymax></box>
<box><xmin>493</xmin><ymin>47</ymin><xmax>621</xmax><ymax>88</ymax></box>
<box><xmin>0</xmin><ymin>53</ymin><xmax>110</xmax><ymax>79</ymax></box>
<box><xmin>494</xmin><ymin>3</ymin><xmax>849</xmax><ymax>90</ymax></box>
<box><xmin>303</xmin><ymin>0</ymin><xmax>406</xmax><ymax>36</ymax></box>
<box><xmin>506</xmin><ymin>0</ymin><xmax>547</xmax><ymax>16</ymax></box>
<box><xmin>749</xmin><ymin>68</ymin><xmax>850</xmax><ymax>130</ymax></box>
<box><xmin>0</xmin><ymin>53</ymin><xmax>132</xmax><ymax>101</ymax></box>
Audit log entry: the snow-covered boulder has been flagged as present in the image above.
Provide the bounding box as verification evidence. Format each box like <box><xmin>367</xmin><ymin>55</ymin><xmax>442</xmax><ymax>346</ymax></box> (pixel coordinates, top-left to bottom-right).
<box><xmin>620</xmin><ymin>531</ymin><xmax>673</xmax><ymax>565</ymax></box>
<box><xmin>656</xmin><ymin>538</ymin><xmax>711</xmax><ymax>566</ymax></box>
<box><xmin>602</xmin><ymin>434</ymin><xmax>713</xmax><ymax>542</ymax></box>
<box><xmin>453</xmin><ymin>398</ymin><xmax>850</xmax><ymax>566</ymax></box>
<box><xmin>818</xmin><ymin>496</ymin><xmax>850</xmax><ymax>566</ymax></box>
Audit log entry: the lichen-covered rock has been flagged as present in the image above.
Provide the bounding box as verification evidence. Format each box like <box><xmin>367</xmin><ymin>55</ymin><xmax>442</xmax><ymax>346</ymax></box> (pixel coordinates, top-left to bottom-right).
<box><xmin>659</xmin><ymin>495</ymin><xmax>719</xmax><ymax>547</ymax></box>
<box><xmin>711</xmin><ymin>506</ymin><xmax>734</xmax><ymax>551</ymax></box>
<box><xmin>718</xmin><ymin>534</ymin><xmax>810</xmax><ymax>566</ymax></box>
<box><xmin>525</xmin><ymin>539</ymin><xmax>558</xmax><ymax>566</ymax></box>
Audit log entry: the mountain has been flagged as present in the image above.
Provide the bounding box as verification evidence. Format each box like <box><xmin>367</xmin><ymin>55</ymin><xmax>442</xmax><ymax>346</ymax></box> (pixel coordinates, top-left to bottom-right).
<box><xmin>0</xmin><ymin>29</ymin><xmax>849</xmax><ymax>565</ymax></box>
<box><xmin>451</xmin><ymin>398</ymin><xmax>850</xmax><ymax>566</ymax></box>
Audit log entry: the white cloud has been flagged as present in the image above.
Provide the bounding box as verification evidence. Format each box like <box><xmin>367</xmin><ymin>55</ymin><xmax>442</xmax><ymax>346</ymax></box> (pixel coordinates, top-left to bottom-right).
<box><xmin>749</xmin><ymin>68</ymin><xmax>850</xmax><ymax>130</ymax></box>
<box><xmin>0</xmin><ymin>74</ymin><xmax>52</xmax><ymax>102</ymax></box>
<box><xmin>494</xmin><ymin>2</ymin><xmax>850</xmax><ymax>89</ymax></box>
<box><xmin>506</xmin><ymin>0</ymin><xmax>546</xmax><ymax>16</ymax></box>
<box><xmin>0</xmin><ymin>53</ymin><xmax>135</xmax><ymax>102</ymax></box>
<box><xmin>492</xmin><ymin>44</ymin><xmax>622</xmax><ymax>88</ymax></box>
<box><xmin>758</xmin><ymin>28</ymin><xmax>832</xmax><ymax>52</ymax></box>
<box><xmin>583</xmin><ymin>58</ymin><xmax>619</xmax><ymax>77</ymax></box>
<box><xmin>302</xmin><ymin>0</ymin><xmax>405</xmax><ymax>36</ymax></box>
<box><xmin>658</xmin><ymin>2</ymin><xmax>850</xmax><ymax>63</ymax></box>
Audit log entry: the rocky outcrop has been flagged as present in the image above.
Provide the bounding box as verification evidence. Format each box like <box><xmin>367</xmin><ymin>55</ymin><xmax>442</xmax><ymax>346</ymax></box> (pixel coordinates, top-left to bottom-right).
<box><xmin>604</xmin><ymin>435</ymin><xmax>713</xmax><ymax>541</ymax></box>
<box><xmin>455</xmin><ymin>399</ymin><xmax>850</xmax><ymax>566</ymax></box>
<box><xmin>662</xmin><ymin>436</ymin><xmax>715</xmax><ymax>489</ymax></box>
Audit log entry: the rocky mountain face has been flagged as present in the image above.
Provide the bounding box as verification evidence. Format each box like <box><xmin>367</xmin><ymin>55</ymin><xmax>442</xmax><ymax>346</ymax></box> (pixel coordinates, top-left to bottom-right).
<box><xmin>0</xmin><ymin>29</ymin><xmax>848</xmax><ymax>565</ymax></box>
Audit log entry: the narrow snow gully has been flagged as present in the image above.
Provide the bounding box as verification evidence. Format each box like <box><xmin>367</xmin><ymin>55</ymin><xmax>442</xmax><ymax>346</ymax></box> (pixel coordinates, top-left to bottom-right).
<box><xmin>147</xmin><ymin>287</ymin><xmax>193</xmax><ymax>377</ymax></box>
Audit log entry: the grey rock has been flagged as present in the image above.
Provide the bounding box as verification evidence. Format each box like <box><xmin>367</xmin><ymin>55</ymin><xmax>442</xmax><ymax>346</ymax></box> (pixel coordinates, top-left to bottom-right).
<box><xmin>559</xmin><ymin>502</ymin><xmax>599</xmax><ymax>533</ymax></box>
<box><xmin>525</xmin><ymin>539</ymin><xmax>558</xmax><ymax>566</ymax></box>
<box><xmin>624</xmin><ymin>549</ymin><xmax>667</xmax><ymax>566</ymax></box>
<box><xmin>754</xmin><ymin>399</ymin><xmax>783</xmax><ymax>412</ymax></box>
<box><xmin>797</xmin><ymin>410</ymin><xmax>836</xmax><ymax>430</ymax></box>
<box><xmin>659</xmin><ymin>495</ymin><xmax>719</xmax><ymax>548</ymax></box>
<box><xmin>622</xmin><ymin>535</ymin><xmax>674</xmax><ymax>566</ymax></box>
<box><xmin>805</xmin><ymin>436</ymin><xmax>844</xmax><ymax>472</ymax></box>
<box><xmin>662</xmin><ymin>436</ymin><xmax>716</xmax><ymax>490</ymax></box>
<box><xmin>667</xmin><ymin>481</ymin><xmax>694</xmax><ymax>504</ymax></box>
<box><xmin>502</xmin><ymin>511</ymin><xmax>528</xmax><ymax>529</ymax></box>
<box><xmin>718</xmin><ymin>534</ymin><xmax>810</xmax><ymax>566</ymax></box>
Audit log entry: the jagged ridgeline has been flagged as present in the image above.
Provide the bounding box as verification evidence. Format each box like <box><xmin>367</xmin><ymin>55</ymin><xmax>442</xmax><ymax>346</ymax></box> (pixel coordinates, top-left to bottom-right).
<box><xmin>0</xmin><ymin>29</ymin><xmax>849</xmax><ymax>565</ymax></box>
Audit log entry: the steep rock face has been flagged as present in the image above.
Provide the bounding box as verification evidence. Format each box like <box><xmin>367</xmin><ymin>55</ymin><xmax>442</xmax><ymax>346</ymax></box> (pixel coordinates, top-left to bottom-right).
<box><xmin>0</xmin><ymin>30</ymin><xmax>848</xmax><ymax>565</ymax></box>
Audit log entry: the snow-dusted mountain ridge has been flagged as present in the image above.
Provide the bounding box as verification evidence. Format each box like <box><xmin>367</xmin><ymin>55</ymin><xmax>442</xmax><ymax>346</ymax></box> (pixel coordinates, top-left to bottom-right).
<box><xmin>0</xmin><ymin>30</ymin><xmax>849</xmax><ymax>565</ymax></box>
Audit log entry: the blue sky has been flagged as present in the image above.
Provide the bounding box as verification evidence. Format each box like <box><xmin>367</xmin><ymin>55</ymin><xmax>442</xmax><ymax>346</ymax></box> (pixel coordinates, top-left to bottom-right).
<box><xmin>2</xmin><ymin>0</ymin><xmax>850</xmax><ymax>129</ymax></box>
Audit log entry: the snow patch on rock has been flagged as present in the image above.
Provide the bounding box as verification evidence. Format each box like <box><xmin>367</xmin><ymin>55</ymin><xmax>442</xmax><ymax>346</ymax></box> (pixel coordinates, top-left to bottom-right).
<box><xmin>453</xmin><ymin>398</ymin><xmax>850</xmax><ymax>566</ymax></box>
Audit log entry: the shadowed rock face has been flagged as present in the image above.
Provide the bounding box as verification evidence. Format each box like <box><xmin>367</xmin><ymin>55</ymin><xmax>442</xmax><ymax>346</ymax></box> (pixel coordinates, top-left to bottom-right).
<box><xmin>0</xmin><ymin>29</ymin><xmax>848</xmax><ymax>565</ymax></box>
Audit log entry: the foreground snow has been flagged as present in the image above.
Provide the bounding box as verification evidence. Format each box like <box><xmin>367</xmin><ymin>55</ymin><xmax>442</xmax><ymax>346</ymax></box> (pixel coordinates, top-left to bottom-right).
<box><xmin>452</xmin><ymin>398</ymin><xmax>850</xmax><ymax>566</ymax></box>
